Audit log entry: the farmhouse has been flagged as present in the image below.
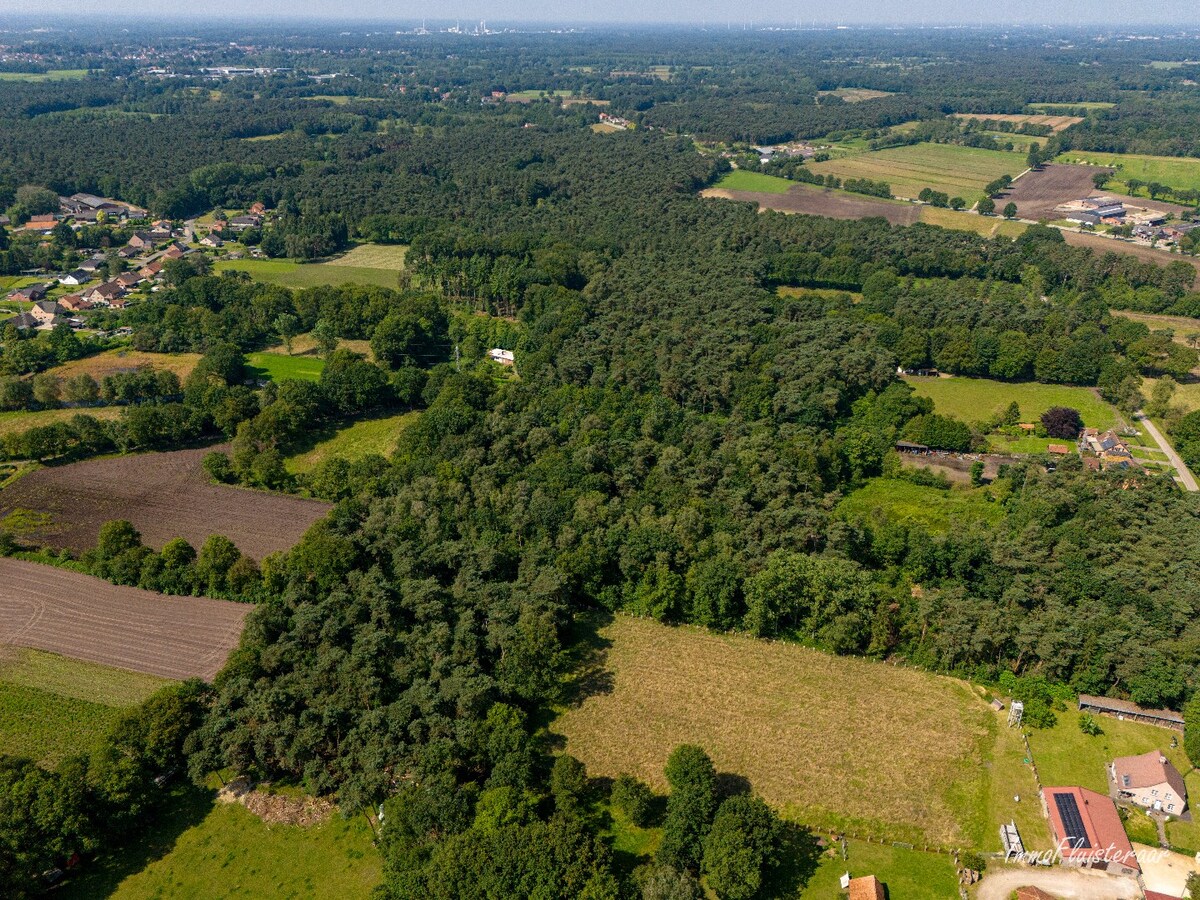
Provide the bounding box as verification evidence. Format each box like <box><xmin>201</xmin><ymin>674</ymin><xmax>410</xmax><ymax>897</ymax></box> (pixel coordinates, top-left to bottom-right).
<box><xmin>1041</xmin><ymin>785</ymin><xmax>1139</xmax><ymax>875</ymax></box>
<box><xmin>1078</xmin><ymin>694</ymin><xmax>1185</xmax><ymax>730</ymax></box>
<box><xmin>228</xmin><ymin>214</ymin><xmax>262</xmax><ymax>231</ymax></box>
<box><xmin>1078</xmin><ymin>428</ymin><xmax>1132</xmax><ymax>461</ymax></box>
<box><xmin>1066</xmin><ymin>210</ymin><xmax>1103</xmax><ymax>227</ymax></box>
<box><xmin>1111</xmin><ymin>751</ymin><xmax>1187</xmax><ymax>814</ymax></box>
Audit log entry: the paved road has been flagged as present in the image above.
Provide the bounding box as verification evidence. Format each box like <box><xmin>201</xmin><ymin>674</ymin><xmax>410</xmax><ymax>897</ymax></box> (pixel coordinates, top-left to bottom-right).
<box><xmin>1136</xmin><ymin>412</ymin><xmax>1199</xmax><ymax>492</ymax></box>
<box><xmin>975</xmin><ymin>867</ymin><xmax>1140</xmax><ymax>900</ymax></box>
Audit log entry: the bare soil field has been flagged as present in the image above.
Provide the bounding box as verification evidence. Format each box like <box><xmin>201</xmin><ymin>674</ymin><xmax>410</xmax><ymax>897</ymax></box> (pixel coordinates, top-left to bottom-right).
<box><xmin>1003</xmin><ymin>164</ymin><xmax>1111</xmax><ymax>219</ymax></box>
<box><xmin>1004</xmin><ymin>164</ymin><xmax>1190</xmax><ymax>221</ymax></box>
<box><xmin>951</xmin><ymin>113</ymin><xmax>1083</xmax><ymax>132</ymax></box>
<box><xmin>0</xmin><ymin>558</ymin><xmax>247</xmax><ymax>680</ymax></box>
<box><xmin>1060</xmin><ymin>230</ymin><xmax>1200</xmax><ymax>283</ymax></box>
<box><xmin>0</xmin><ymin>446</ymin><xmax>330</xmax><ymax>559</ymax></box>
<box><xmin>701</xmin><ymin>185</ymin><xmax>919</xmax><ymax>225</ymax></box>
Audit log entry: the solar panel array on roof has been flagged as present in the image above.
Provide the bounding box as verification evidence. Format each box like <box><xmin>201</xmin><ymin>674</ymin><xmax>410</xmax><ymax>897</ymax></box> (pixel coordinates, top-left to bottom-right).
<box><xmin>1054</xmin><ymin>792</ymin><xmax>1091</xmax><ymax>848</ymax></box>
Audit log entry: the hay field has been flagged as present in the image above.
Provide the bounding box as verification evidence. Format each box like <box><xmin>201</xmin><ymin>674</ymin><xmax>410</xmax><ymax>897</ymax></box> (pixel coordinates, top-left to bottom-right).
<box><xmin>805</xmin><ymin>143</ymin><xmax>1018</xmax><ymax>200</ymax></box>
<box><xmin>919</xmin><ymin>206</ymin><xmax>1028</xmax><ymax>238</ymax></box>
<box><xmin>47</xmin><ymin>349</ymin><xmax>202</xmax><ymax>382</ymax></box>
<box><xmin>906</xmin><ymin>376</ymin><xmax>1122</xmax><ymax>431</ymax></box>
<box><xmin>324</xmin><ymin>243</ymin><xmax>408</xmax><ymax>269</ymax></box>
<box><xmin>555</xmin><ymin>616</ymin><xmax>1044</xmax><ymax>847</ymax></box>
<box><xmin>952</xmin><ymin>113</ymin><xmax>1083</xmax><ymax>133</ymax></box>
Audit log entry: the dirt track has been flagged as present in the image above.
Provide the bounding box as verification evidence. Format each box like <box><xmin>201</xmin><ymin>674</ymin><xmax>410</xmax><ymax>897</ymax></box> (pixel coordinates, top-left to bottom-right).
<box><xmin>0</xmin><ymin>558</ymin><xmax>248</xmax><ymax>680</ymax></box>
<box><xmin>0</xmin><ymin>446</ymin><xmax>331</xmax><ymax>560</ymax></box>
<box><xmin>701</xmin><ymin>185</ymin><xmax>920</xmax><ymax>225</ymax></box>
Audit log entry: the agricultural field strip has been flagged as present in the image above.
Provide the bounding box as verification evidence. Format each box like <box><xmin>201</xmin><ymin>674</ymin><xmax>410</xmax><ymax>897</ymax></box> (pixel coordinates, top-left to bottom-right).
<box><xmin>0</xmin><ymin>558</ymin><xmax>248</xmax><ymax>680</ymax></box>
<box><xmin>0</xmin><ymin>446</ymin><xmax>332</xmax><ymax>560</ymax></box>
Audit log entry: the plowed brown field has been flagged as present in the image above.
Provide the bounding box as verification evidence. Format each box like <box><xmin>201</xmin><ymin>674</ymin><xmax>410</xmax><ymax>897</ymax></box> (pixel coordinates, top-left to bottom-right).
<box><xmin>0</xmin><ymin>446</ymin><xmax>330</xmax><ymax>559</ymax></box>
<box><xmin>0</xmin><ymin>558</ymin><xmax>248</xmax><ymax>680</ymax></box>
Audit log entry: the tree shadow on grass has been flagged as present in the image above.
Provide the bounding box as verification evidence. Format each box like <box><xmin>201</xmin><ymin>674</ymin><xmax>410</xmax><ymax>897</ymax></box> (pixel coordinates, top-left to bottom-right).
<box><xmin>762</xmin><ymin>822</ymin><xmax>825</xmax><ymax>897</ymax></box>
<box><xmin>539</xmin><ymin>609</ymin><xmax>616</xmax><ymax>746</ymax></box>
<box><xmin>56</xmin><ymin>784</ymin><xmax>215</xmax><ymax>899</ymax></box>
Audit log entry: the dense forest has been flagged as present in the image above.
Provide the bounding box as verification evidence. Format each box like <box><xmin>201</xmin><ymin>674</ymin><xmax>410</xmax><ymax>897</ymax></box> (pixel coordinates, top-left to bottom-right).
<box><xmin>6</xmin><ymin>22</ymin><xmax>1200</xmax><ymax>898</ymax></box>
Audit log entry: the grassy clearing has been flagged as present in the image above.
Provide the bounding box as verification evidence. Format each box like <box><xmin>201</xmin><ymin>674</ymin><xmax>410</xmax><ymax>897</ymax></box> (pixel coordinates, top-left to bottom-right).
<box><xmin>554</xmin><ymin>615</ymin><xmax>1040</xmax><ymax>848</ymax></box>
<box><xmin>797</xmin><ymin>839</ymin><xmax>959</xmax><ymax>899</ymax></box>
<box><xmin>905</xmin><ymin>376</ymin><xmax>1121</xmax><ymax>431</ymax></box>
<box><xmin>263</xmin><ymin>333</ymin><xmax>373</xmax><ymax>360</ymax></box>
<box><xmin>806</xmin><ymin>143</ymin><xmax>1019</xmax><ymax>200</ymax></box>
<box><xmin>47</xmin><ymin>349</ymin><xmax>203</xmax><ymax>382</ymax></box>
<box><xmin>777</xmin><ymin>285</ymin><xmax>864</xmax><ymax>303</ymax></box>
<box><xmin>64</xmin><ymin>789</ymin><xmax>381</xmax><ymax>900</ymax></box>
<box><xmin>1112</xmin><ymin>310</ymin><xmax>1200</xmax><ymax>348</ymax></box>
<box><xmin>286</xmin><ymin>412</ymin><xmax>418</xmax><ymax>474</ymax></box>
<box><xmin>919</xmin><ymin>206</ymin><xmax>1029</xmax><ymax>238</ymax></box>
<box><xmin>0</xmin><ymin>69</ymin><xmax>88</xmax><ymax>82</ymax></box>
<box><xmin>817</xmin><ymin>87</ymin><xmax>894</xmax><ymax>103</ymax></box>
<box><xmin>247</xmin><ymin>351</ymin><xmax>326</xmax><ymax>383</ymax></box>
<box><xmin>838</xmin><ymin>478</ymin><xmax>1005</xmax><ymax>533</ymax></box>
<box><xmin>714</xmin><ymin>169</ymin><xmax>796</xmax><ymax>193</ymax></box>
<box><xmin>1026</xmin><ymin>707</ymin><xmax>1190</xmax><ymax>794</ymax></box>
<box><xmin>1055</xmin><ymin>151</ymin><xmax>1200</xmax><ymax>193</ymax></box>
<box><xmin>0</xmin><ymin>649</ymin><xmax>164</xmax><ymax>766</ymax></box>
<box><xmin>1030</xmin><ymin>101</ymin><xmax>1115</xmax><ymax>111</ymax></box>
<box><xmin>215</xmin><ymin>256</ymin><xmax>403</xmax><ymax>290</ymax></box>
<box><xmin>0</xmin><ymin>406</ymin><xmax>122</xmax><ymax>438</ymax></box>
<box><xmin>324</xmin><ymin>243</ymin><xmax>408</xmax><ymax>269</ymax></box>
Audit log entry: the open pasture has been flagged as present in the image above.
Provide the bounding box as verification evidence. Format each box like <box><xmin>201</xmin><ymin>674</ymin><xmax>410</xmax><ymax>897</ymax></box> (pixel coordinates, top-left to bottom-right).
<box><xmin>46</xmin><ymin>348</ymin><xmax>202</xmax><ymax>382</ymax></box>
<box><xmin>906</xmin><ymin>376</ymin><xmax>1121</xmax><ymax>432</ymax></box>
<box><xmin>286</xmin><ymin>412</ymin><xmax>417</xmax><ymax>474</ymax></box>
<box><xmin>0</xmin><ymin>558</ymin><xmax>248</xmax><ymax>680</ymax></box>
<box><xmin>247</xmin><ymin>351</ymin><xmax>325</xmax><ymax>383</ymax></box>
<box><xmin>838</xmin><ymin>478</ymin><xmax>1005</xmax><ymax>533</ymax></box>
<box><xmin>0</xmin><ymin>406</ymin><xmax>122</xmax><ymax>438</ymax></box>
<box><xmin>323</xmin><ymin>242</ymin><xmax>408</xmax><ymax>270</ymax></box>
<box><xmin>918</xmin><ymin>205</ymin><xmax>1028</xmax><ymax>238</ymax></box>
<box><xmin>0</xmin><ymin>69</ymin><xmax>88</xmax><ymax>82</ymax></box>
<box><xmin>0</xmin><ymin>446</ymin><xmax>331</xmax><ymax>559</ymax></box>
<box><xmin>554</xmin><ymin>616</ymin><xmax>1045</xmax><ymax>847</ymax></box>
<box><xmin>215</xmin><ymin>243</ymin><xmax>404</xmax><ymax>290</ymax></box>
<box><xmin>713</xmin><ymin>169</ymin><xmax>796</xmax><ymax>193</ymax></box>
<box><xmin>702</xmin><ymin>182</ymin><xmax>919</xmax><ymax>225</ymax></box>
<box><xmin>804</xmin><ymin>143</ymin><xmax>1018</xmax><ymax>200</ymax></box>
<box><xmin>952</xmin><ymin>112</ymin><xmax>1083</xmax><ymax>132</ymax></box>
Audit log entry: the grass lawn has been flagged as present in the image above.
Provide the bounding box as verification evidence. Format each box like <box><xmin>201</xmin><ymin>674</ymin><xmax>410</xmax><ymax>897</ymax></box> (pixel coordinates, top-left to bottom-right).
<box><xmin>838</xmin><ymin>478</ymin><xmax>1005</xmax><ymax>533</ymax></box>
<box><xmin>286</xmin><ymin>412</ymin><xmax>417</xmax><ymax>474</ymax></box>
<box><xmin>247</xmin><ymin>351</ymin><xmax>326</xmax><ymax>383</ymax></box>
<box><xmin>0</xmin><ymin>69</ymin><xmax>88</xmax><ymax>82</ymax></box>
<box><xmin>1055</xmin><ymin>151</ymin><xmax>1200</xmax><ymax>193</ymax></box>
<box><xmin>62</xmin><ymin>789</ymin><xmax>381</xmax><ymax>900</ymax></box>
<box><xmin>0</xmin><ymin>649</ymin><xmax>167</xmax><ymax>766</ymax></box>
<box><xmin>1166</xmin><ymin>771</ymin><xmax>1200</xmax><ymax>852</ymax></box>
<box><xmin>1026</xmin><ymin>707</ymin><xmax>1190</xmax><ymax>795</ymax></box>
<box><xmin>215</xmin><ymin>253</ymin><xmax>403</xmax><ymax>290</ymax></box>
<box><xmin>806</xmin><ymin>143</ymin><xmax>1019</xmax><ymax>200</ymax></box>
<box><xmin>919</xmin><ymin>206</ymin><xmax>1029</xmax><ymax>238</ymax></box>
<box><xmin>796</xmin><ymin>839</ymin><xmax>959</xmax><ymax>899</ymax></box>
<box><xmin>905</xmin><ymin>376</ymin><xmax>1122</xmax><ymax>432</ymax></box>
<box><xmin>0</xmin><ymin>406</ymin><xmax>122</xmax><ymax>438</ymax></box>
<box><xmin>554</xmin><ymin>615</ymin><xmax>1041</xmax><ymax>848</ymax></box>
<box><xmin>714</xmin><ymin>170</ymin><xmax>796</xmax><ymax>193</ymax></box>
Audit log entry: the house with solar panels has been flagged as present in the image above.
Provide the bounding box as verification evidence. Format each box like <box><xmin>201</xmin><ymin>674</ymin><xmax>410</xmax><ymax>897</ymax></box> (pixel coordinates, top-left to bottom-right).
<box><xmin>1041</xmin><ymin>786</ymin><xmax>1140</xmax><ymax>876</ymax></box>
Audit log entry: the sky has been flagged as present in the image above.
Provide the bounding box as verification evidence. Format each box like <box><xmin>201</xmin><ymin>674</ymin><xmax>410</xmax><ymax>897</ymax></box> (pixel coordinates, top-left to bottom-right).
<box><xmin>5</xmin><ymin>1</ymin><xmax>1200</xmax><ymax>28</ymax></box>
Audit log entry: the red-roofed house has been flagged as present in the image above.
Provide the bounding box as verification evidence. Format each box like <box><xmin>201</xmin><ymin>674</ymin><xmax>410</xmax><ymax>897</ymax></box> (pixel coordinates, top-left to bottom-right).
<box><xmin>1111</xmin><ymin>751</ymin><xmax>1187</xmax><ymax>814</ymax></box>
<box><xmin>847</xmin><ymin>875</ymin><xmax>885</xmax><ymax>900</ymax></box>
<box><xmin>1042</xmin><ymin>786</ymin><xmax>1139</xmax><ymax>875</ymax></box>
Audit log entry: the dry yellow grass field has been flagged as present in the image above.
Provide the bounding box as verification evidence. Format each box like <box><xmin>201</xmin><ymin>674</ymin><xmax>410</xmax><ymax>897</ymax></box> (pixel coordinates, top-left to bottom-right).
<box><xmin>554</xmin><ymin>616</ymin><xmax>1044</xmax><ymax>848</ymax></box>
<box><xmin>323</xmin><ymin>243</ymin><xmax>408</xmax><ymax>269</ymax></box>
<box><xmin>48</xmin><ymin>349</ymin><xmax>202</xmax><ymax>382</ymax></box>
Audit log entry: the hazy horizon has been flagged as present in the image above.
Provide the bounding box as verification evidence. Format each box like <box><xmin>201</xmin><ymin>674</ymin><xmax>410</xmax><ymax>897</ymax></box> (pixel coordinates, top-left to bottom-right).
<box><xmin>3</xmin><ymin>1</ymin><xmax>1200</xmax><ymax>29</ymax></box>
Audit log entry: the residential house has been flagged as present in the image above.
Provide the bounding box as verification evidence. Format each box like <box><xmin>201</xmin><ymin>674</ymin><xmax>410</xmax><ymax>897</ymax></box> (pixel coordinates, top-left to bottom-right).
<box><xmin>1041</xmin><ymin>786</ymin><xmax>1139</xmax><ymax>875</ymax></box>
<box><xmin>199</xmin><ymin>234</ymin><xmax>224</xmax><ymax>249</ymax></box>
<box><xmin>249</xmin><ymin>201</ymin><xmax>267</xmax><ymax>215</ymax></box>
<box><xmin>9</xmin><ymin>284</ymin><xmax>49</xmax><ymax>303</ymax></box>
<box><xmin>126</xmin><ymin>232</ymin><xmax>157</xmax><ymax>251</ymax></box>
<box><xmin>163</xmin><ymin>245</ymin><xmax>185</xmax><ymax>260</ymax></box>
<box><xmin>117</xmin><ymin>245</ymin><xmax>140</xmax><ymax>259</ymax></box>
<box><xmin>85</xmin><ymin>281</ymin><xmax>126</xmax><ymax>304</ymax></box>
<box><xmin>30</xmin><ymin>300</ymin><xmax>66</xmax><ymax>328</ymax></box>
<box><xmin>0</xmin><ymin>214</ymin><xmax>10</xmax><ymax>226</ymax></box>
<box><xmin>846</xmin><ymin>875</ymin><xmax>885</xmax><ymax>900</ymax></box>
<box><xmin>1111</xmin><ymin>751</ymin><xmax>1187</xmax><ymax>814</ymax></box>
<box><xmin>488</xmin><ymin>348</ymin><xmax>515</xmax><ymax>366</ymax></box>
<box><xmin>1078</xmin><ymin>428</ymin><xmax>1132</xmax><ymax>465</ymax></box>
<box><xmin>1</xmin><ymin>312</ymin><xmax>39</xmax><ymax>331</ymax></box>
<box><xmin>59</xmin><ymin>269</ymin><xmax>90</xmax><ymax>286</ymax></box>
<box><xmin>78</xmin><ymin>257</ymin><xmax>106</xmax><ymax>274</ymax></box>
<box><xmin>57</xmin><ymin>295</ymin><xmax>93</xmax><ymax>313</ymax></box>
<box><xmin>138</xmin><ymin>260</ymin><xmax>164</xmax><ymax>280</ymax></box>
<box><xmin>228</xmin><ymin>214</ymin><xmax>262</xmax><ymax>231</ymax></box>
<box><xmin>116</xmin><ymin>272</ymin><xmax>142</xmax><ymax>290</ymax></box>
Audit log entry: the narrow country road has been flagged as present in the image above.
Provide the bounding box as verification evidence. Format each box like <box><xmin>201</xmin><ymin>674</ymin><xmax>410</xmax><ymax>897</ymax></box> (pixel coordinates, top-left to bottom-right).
<box><xmin>1136</xmin><ymin>412</ymin><xmax>1199</xmax><ymax>492</ymax></box>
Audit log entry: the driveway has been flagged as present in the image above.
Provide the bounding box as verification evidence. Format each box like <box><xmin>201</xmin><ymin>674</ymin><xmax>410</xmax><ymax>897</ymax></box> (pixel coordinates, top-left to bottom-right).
<box><xmin>975</xmin><ymin>866</ymin><xmax>1141</xmax><ymax>900</ymax></box>
<box><xmin>1136</xmin><ymin>412</ymin><xmax>1199</xmax><ymax>492</ymax></box>
<box><xmin>1135</xmin><ymin>841</ymin><xmax>1200</xmax><ymax>897</ymax></box>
